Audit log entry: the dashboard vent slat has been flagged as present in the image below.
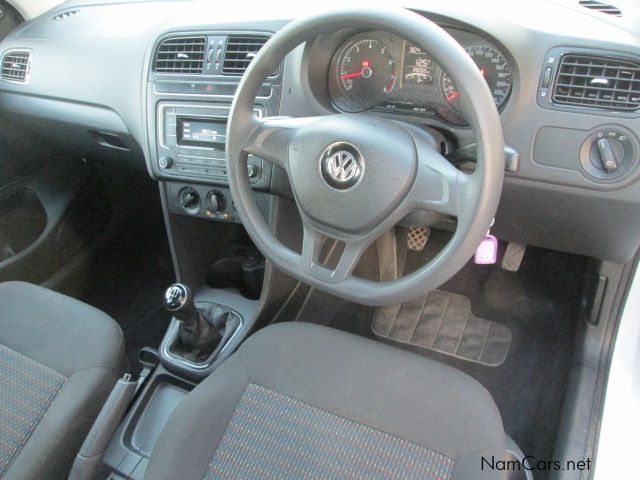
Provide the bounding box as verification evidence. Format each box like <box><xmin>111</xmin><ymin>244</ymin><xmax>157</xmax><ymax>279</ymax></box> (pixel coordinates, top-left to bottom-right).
<box><xmin>1</xmin><ymin>51</ymin><xmax>31</xmax><ymax>83</ymax></box>
<box><xmin>154</xmin><ymin>36</ymin><xmax>206</xmax><ymax>74</ymax></box>
<box><xmin>578</xmin><ymin>0</ymin><xmax>622</xmax><ymax>17</ymax></box>
<box><xmin>552</xmin><ymin>54</ymin><xmax>640</xmax><ymax>110</ymax></box>
<box><xmin>222</xmin><ymin>35</ymin><xmax>270</xmax><ymax>76</ymax></box>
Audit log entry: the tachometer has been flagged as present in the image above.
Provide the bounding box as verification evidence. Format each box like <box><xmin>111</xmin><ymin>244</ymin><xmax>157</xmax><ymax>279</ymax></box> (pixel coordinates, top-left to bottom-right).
<box><xmin>441</xmin><ymin>45</ymin><xmax>512</xmax><ymax>113</ymax></box>
<box><xmin>332</xmin><ymin>38</ymin><xmax>397</xmax><ymax>112</ymax></box>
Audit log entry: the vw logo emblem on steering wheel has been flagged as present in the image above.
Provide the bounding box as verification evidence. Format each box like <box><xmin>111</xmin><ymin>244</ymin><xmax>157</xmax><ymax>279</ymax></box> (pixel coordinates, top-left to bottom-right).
<box><xmin>320</xmin><ymin>143</ymin><xmax>364</xmax><ymax>190</ymax></box>
<box><xmin>327</xmin><ymin>151</ymin><xmax>358</xmax><ymax>181</ymax></box>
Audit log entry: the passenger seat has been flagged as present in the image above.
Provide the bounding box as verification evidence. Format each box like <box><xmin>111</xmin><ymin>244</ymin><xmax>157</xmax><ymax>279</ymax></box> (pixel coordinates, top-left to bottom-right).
<box><xmin>0</xmin><ymin>281</ymin><xmax>125</xmax><ymax>479</ymax></box>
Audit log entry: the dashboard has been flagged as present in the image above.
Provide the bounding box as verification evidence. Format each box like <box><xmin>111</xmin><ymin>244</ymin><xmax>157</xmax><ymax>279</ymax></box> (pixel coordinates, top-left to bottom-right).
<box><xmin>327</xmin><ymin>30</ymin><xmax>513</xmax><ymax>124</ymax></box>
<box><xmin>1</xmin><ymin>0</ymin><xmax>640</xmax><ymax>266</ymax></box>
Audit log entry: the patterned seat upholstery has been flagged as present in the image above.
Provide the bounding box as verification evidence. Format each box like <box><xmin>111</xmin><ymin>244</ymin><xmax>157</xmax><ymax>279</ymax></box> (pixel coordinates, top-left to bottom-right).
<box><xmin>0</xmin><ymin>282</ymin><xmax>125</xmax><ymax>480</ymax></box>
<box><xmin>203</xmin><ymin>383</ymin><xmax>455</xmax><ymax>480</ymax></box>
<box><xmin>146</xmin><ymin>322</ymin><xmax>505</xmax><ymax>480</ymax></box>
<box><xmin>0</xmin><ymin>345</ymin><xmax>67</xmax><ymax>476</ymax></box>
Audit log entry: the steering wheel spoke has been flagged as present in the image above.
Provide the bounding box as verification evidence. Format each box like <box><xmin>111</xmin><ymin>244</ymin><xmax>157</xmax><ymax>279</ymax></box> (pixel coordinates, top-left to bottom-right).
<box><xmin>405</xmin><ymin>130</ymin><xmax>477</xmax><ymax>218</ymax></box>
<box><xmin>301</xmin><ymin>222</ymin><xmax>370</xmax><ymax>285</ymax></box>
<box><xmin>243</xmin><ymin>116</ymin><xmax>318</xmax><ymax>172</ymax></box>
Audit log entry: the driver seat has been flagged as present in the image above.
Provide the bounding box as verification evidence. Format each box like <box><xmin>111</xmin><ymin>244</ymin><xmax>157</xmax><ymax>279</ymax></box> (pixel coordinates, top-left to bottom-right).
<box><xmin>145</xmin><ymin>322</ymin><xmax>505</xmax><ymax>480</ymax></box>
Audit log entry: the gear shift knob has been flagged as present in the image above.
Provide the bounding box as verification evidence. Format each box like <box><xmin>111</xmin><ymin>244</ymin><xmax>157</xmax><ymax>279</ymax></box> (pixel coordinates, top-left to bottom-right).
<box><xmin>163</xmin><ymin>283</ymin><xmax>198</xmax><ymax>325</ymax></box>
<box><xmin>163</xmin><ymin>283</ymin><xmax>223</xmax><ymax>361</ymax></box>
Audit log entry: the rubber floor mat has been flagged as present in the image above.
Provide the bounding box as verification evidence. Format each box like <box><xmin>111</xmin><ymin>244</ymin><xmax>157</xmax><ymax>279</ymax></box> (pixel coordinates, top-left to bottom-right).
<box><xmin>372</xmin><ymin>290</ymin><xmax>512</xmax><ymax>367</ymax></box>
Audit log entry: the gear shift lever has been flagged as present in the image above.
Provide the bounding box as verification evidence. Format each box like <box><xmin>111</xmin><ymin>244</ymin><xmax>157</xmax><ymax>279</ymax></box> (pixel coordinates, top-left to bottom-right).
<box><xmin>163</xmin><ymin>283</ymin><xmax>199</xmax><ymax>324</ymax></box>
<box><xmin>163</xmin><ymin>283</ymin><xmax>222</xmax><ymax>360</ymax></box>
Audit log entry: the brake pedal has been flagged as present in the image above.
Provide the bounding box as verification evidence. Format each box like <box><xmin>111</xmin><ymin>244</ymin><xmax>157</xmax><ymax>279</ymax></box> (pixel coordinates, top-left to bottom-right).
<box><xmin>407</xmin><ymin>226</ymin><xmax>430</xmax><ymax>252</ymax></box>
<box><xmin>501</xmin><ymin>242</ymin><xmax>526</xmax><ymax>272</ymax></box>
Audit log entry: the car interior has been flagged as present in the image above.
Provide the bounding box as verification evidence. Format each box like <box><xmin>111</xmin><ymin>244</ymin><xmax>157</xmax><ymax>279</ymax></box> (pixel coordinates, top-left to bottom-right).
<box><xmin>0</xmin><ymin>0</ymin><xmax>639</xmax><ymax>479</ymax></box>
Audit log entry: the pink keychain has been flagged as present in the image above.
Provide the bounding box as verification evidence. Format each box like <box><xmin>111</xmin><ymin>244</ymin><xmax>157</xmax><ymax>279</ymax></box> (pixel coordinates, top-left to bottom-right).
<box><xmin>475</xmin><ymin>219</ymin><xmax>498</xmax><ymax>265</ymax></box>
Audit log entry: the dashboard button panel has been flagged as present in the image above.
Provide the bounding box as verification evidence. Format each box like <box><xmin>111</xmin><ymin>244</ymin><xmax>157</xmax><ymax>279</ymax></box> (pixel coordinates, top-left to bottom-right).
<box><xmin>165</xmin><ymin>183</ymin><xmax>271</xmax><ymax>224</ymax></box>
<box><xmin>534</xmin><ymin>125</ymin><xmax>639</xmax><ymax>184</ymax></box>
<box><xmin>154</xmin><ymin>80</ymin><xmax>272</xmax><ymax>98</ymax></box>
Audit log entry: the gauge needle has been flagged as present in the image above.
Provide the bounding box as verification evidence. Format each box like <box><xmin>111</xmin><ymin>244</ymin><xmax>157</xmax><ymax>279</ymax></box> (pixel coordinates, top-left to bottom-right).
<box><xmin>341</xmin><ymin>71</ymin><xmax>364</xmax><ymax>79</ymax></box>
<box><xmin>447</xmin><ymin>91</ymin><xmax>460</xmax><ymax>101</ymax></box>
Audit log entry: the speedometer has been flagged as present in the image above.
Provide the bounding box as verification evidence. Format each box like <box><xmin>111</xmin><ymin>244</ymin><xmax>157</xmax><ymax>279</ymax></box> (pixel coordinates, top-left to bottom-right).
<box><xmin>331</xmin><ymin>38</ymin><xmax>397</xmax><ymax>112</ymax></box>
<box><xmin>441</xmin><ymin>45</ymin><xmax>512</xmax><ymax>113</ymax></box>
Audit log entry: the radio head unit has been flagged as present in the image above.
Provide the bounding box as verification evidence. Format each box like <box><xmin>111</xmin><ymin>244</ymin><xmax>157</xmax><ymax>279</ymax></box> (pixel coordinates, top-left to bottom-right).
<box><xmin>156</xmin><ymin>103</ymin><xmax>271</xmax><ymax>188</ymax></box>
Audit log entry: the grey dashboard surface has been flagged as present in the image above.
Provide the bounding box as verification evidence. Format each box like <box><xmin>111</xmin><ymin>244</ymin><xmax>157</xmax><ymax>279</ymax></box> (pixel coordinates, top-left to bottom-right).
<box><xmin>1</xmin><ymin>0</ymin><xmax>640</xmax><ymax>262</ymax></box>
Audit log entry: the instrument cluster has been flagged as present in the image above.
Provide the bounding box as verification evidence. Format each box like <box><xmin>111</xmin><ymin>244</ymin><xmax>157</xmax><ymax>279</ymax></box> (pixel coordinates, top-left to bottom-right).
<box><xmin>327</xmin><ymin>29</ymin><xmax>514</xmax><ymax>124</ymax></box>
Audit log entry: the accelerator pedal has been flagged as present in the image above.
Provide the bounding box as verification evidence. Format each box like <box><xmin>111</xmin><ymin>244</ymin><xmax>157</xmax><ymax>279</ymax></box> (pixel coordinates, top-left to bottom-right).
<box><xmin>501</xmin><ymin>241</ymin><xmax>526</xmax><ymax>272</ymax></box>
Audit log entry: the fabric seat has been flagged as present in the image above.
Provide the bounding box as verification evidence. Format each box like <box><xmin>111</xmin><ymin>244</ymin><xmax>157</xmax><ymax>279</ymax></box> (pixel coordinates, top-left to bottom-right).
<box><xmin>0</xmin><ymin>281</ymin><xmax>125</xmax><ymax>479</ymax></box>
<box><xmin>146</xmin><ymin>322</ymin><xmax>505</xmax><ymax>480</ymax></box>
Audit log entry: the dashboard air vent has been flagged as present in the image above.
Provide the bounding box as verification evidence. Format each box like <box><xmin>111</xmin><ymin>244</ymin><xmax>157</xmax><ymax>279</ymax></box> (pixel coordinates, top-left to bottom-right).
<box><xmin>51</xmin><ymin>9</ymin><xmax>80</xmax><ymax>21</ymax></box>
<box><xmin>552</xmin><ymin>54</ymin><xmax>640</xmax><ymax>110</ymax></box>
<box><xmin>222</xmin><ymin>36</ymin><xmax>269</xmax><ymax>75</ymax></box>
<box><xmin>578</xmin><ymin>0</ymin><xmax>622</xmax><ymax>17</ymax></box>
<box><xmin>1</xmin><ymin>50</ymin><xmax>30</xmax><ymax>83</ymax></box>
<box><xmin>154</xmin><ymin>36</ymin><xmax>206</xmax><ymax>74</ymax></box>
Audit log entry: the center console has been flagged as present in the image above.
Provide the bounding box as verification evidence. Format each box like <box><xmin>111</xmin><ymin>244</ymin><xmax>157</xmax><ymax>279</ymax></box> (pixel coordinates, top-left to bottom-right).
<box><xmin>146</xmin><ymin>32</ymin><xmax>282</xmax><ymax>228</ymax></box>
<box><xmin>144</xmin><ymin>31</ymin><xmax>290</xmax><ymax>371</ymax></box>
<box><xmin>142</xmin><ymin>29</ymin><xmax>302</xmax><ymax>378</ymax></box>
<box><xmin>157</xmin><ymin>102</ymin><xmax>273</xmax><ymax>223</ymax></box>
<box><xmin>98</xmin><ymin>29</ymin><xmax>303</xmax><ymax>480</ymax></box>
<box><xmin>144</xmin><ymin>30</ymin><xmax>285</xmax><ymax>363</ymax></box>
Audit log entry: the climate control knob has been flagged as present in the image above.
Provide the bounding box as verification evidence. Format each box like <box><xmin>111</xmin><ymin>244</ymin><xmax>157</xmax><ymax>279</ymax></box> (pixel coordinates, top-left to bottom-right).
<box><xmin>206</xmin><ymin>190</ymin><xmax>225</xmax><ymax>212</ymax></box>
<box><xmin>178</xmin><ymin>187</ymin><xmax>200</xmax><ymax>214</ymax></box>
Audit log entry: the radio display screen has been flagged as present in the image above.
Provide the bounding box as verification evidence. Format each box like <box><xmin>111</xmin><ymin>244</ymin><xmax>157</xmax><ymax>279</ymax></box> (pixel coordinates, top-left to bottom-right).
<box><xmin>177</xmin><ymin>117</ymin><xmax>226</xmax><ymax>147</ymax></box>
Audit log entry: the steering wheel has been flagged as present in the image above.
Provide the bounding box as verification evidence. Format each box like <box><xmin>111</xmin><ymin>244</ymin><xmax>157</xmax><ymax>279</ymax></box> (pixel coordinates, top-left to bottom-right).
<box><xmin>227</xmin><ymin>8</ymin><xmax>505</xmax><ymax>307</ymax></box>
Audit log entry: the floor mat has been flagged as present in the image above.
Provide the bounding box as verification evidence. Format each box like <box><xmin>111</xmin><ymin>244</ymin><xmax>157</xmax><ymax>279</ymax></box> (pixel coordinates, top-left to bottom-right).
<box><xmin>372</xmin><ymin>290</ymin><xmax>512</xmax><ymax>367</ymax></box>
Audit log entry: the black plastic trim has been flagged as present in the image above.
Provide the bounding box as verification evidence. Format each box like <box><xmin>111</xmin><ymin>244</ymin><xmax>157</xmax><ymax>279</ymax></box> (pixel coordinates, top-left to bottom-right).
<box><xmin>538</xmin><ymin>47</ymin><xmax>640</xmax><ymax>118</ymax></box>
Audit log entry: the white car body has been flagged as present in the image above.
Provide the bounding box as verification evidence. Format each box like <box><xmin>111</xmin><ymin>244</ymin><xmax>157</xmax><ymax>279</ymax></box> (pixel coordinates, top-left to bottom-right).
<box><xmin>594</xmin><ymin>263</ymin><xmax>640</xmax><ymax>479</ymax></box>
